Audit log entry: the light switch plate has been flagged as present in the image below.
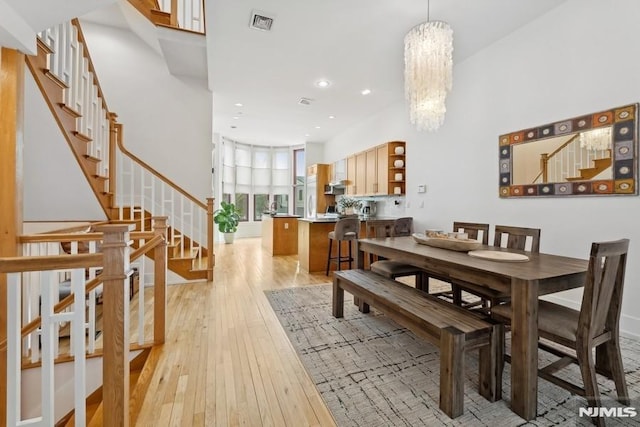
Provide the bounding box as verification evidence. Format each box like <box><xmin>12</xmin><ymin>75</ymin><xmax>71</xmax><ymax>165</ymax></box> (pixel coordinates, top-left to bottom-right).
<box><xmin>417</xmin><ymin>185</ymin><xmax>427</xmax><ymax>193</ymax></box>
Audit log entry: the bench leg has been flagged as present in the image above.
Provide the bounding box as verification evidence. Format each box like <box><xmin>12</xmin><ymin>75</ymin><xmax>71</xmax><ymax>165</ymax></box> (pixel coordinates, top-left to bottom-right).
<box><xmin>440</xmin><ymin>326</ymin><xmax>465</xmax><ymax>418</ymax></box>
<box><xmin>479</xmin><ymin>323</ymin><xmax>504</xmax><ymax>402</ymax></box>
<box><xmin>332</xmin><ymin>277</ymin><xmax>344</xmax><ymax>318</ymax></box>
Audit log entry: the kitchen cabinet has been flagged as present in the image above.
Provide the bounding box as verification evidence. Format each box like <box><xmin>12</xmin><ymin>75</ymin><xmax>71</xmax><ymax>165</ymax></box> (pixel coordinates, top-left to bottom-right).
<box><xmin>261</xmin><ymin>214</ymin><xmax>299</xmax><ymax>255</ymax></box>
<box><xmin>375</xmin><ymin>144</ymin><xmax>389</xmax><ymax>195</ymax></box>
<box><xmin>364</xmin><ymin>145</ymin><xmax>391</xmax><ymax>195</ymax></box>
<box><xmin>307</xmin><ymin>163</ymin><xmax>331</xmax><ymax>215</ymax></box>
<box><xmin>331</xmin><ymin>158</ymin><xmax>346</xmax><ymax>182</ymax></box>
<box><xmin>346</xmin><ymin>155</ymin><xmax>357</xmax><ymax>195</ymax></box>
<box><xmin>355</xmin><ymin>152</ymin><xmax>367</xmax><ymax>196</ymax></box>
<box><xmin>387</xmin><ymin>141</ymin><xmax>406</xmax><ymax>195</ymax></box>
<box><xmin>343</xmin><ymin>141</ymin><xmax>405</xmax><ymax>196</ymax></box>
<box><xmin>365</xmin><ymin>148</ymin><xmax>377</xmax><ymax>194</ymax></box>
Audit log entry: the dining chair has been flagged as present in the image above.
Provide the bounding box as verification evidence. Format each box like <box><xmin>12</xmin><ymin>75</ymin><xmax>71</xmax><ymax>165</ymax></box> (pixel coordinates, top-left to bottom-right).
<box><xmin>431</xmin><ymin>222</ymin><xmax>490</xmax><ymax>306</ymax></box>
<box><xmin>492</xmin><ymin>238</ymin><xmax>630</xmax><ymax>427</ymax></box>
<box><xmin>370</xmin><ymin>217</ymin><xmax>429</xmax><ymax>290</ymax></box>
<box><xmin>446</xmin><ymin>225</ymin><xmax>541</xmax><ymax>311</ymax></box>
<box><xmin>325</xmin><ymin>217</ymin><xmax>361</xmax><ymax>275</ymax></box>
<box><xmin>493</xmin><ymin>224</ymin><xmax>540</xmax><ymax>252</ymax></box>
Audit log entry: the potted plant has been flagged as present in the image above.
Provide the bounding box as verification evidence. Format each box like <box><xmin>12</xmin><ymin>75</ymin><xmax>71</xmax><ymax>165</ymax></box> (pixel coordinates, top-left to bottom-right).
<box><xmin>214</xmin><ymin>201</ymin><xmax>242</xmax><ymax>244</ymax></box>
<box><xmin>338</xmin><ymin>197</ymin><xmax>362</xmax><ymax>216</ymax></box>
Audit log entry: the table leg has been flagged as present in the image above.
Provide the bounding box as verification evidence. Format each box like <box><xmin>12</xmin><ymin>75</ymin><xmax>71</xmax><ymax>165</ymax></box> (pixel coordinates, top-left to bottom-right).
<box><xmin>355</xmin><ymin>242</ymin><xmax>366</xmax><ymax>311</ymax></box>
<box><xmin>510</xmin><ymin>278</ymin><xmax>538</xmax><ymax>421</ymax></box>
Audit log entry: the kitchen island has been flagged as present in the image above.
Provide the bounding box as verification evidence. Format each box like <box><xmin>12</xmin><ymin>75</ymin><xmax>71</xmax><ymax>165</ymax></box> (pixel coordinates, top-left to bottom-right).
<box><xmin>297</xmin><ymin>216</ymin><xmax>399</xmax><ymax>273</ymax></box>
<box><xmin>261</xmin><ymin>214</ymin><xmax>300</xmax><ymax>255</ymax></box>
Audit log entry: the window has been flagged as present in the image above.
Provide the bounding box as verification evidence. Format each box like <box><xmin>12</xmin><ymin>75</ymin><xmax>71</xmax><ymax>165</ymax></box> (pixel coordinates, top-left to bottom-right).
<box><xmin>254</xmin><ymin>194</ymin><xmax>269</xmax><ymax>220</ymax></box>
<box><xmin>221</xmin><ymin>138</ymin><xmax>300</xmax><ymax>223</ymax></box>
<box><xmin>235</xmin><ymin>193</ymin><xmax>249</xmax><ymax>221</ymax></box>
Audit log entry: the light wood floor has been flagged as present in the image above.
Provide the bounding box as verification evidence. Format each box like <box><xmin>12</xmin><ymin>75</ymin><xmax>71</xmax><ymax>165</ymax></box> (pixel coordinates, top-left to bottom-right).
<box><xmin>135</xmin><ymin>237</ymin><xmax>337</xmax><ymax>427</ymax></box>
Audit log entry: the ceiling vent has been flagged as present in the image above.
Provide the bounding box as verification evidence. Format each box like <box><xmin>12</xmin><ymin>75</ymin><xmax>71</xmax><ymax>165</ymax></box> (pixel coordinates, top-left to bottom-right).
<box><xmin>298</xmin><ymin>97</ymin><xmax>313</xmax><ymax>106</ymax></box>
<box><xmin>249</xmin><ymin>10</ymin><xmax>275</xmax><ymax>31</ymax></box>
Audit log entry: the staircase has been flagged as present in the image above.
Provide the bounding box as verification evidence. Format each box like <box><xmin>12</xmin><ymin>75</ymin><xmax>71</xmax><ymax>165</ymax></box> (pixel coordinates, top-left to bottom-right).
<box><xmin>566</xmin><ymin>156</ymin><xmax>612</xmax><ymax>181</ymax></box>
<box><xmin>25</xmin><ymin>18</ymin><xmax>213</xmax><ymax>281</ymax></box>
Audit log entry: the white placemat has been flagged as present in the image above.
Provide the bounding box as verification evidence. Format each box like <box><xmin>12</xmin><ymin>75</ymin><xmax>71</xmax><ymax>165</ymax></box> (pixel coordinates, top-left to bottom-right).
<box><xmin>468</xmin><ymin>250</ymin><xmax>530</xmax><ymax>262</ymax></box>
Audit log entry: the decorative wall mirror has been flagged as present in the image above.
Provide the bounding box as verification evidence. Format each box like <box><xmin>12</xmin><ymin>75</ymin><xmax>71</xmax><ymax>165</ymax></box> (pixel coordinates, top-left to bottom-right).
<box><xmin>499</xmin><ymin>103</ymin><xmax>638</xmax><ymax>197</ymax></box>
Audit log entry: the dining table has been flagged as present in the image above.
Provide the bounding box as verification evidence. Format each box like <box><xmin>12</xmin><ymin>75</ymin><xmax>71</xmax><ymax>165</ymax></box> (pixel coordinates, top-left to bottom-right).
<box><xmin>355</xmin><ymin>236</ymin><xmax>589</xmax><ymax>421</ymax></box>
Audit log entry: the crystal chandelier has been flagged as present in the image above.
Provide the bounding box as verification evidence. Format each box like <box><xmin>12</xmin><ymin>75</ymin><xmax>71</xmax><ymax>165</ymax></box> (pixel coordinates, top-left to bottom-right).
<box><xmin>404</xmin><ymin>3</ymin><xmax>453</xmax><ymax>132</ymax></box>
<box><xmin>579</xmin><ymin>127</ymin><xmax>612</xmax><ymax>151</ymax></box>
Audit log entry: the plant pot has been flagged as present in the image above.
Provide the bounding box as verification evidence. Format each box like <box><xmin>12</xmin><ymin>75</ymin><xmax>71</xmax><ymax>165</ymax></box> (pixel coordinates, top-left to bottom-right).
<box><xmin>223</xmin><ymin>232</ymin><xmax>235</xmax><ymax>244</ymax></box>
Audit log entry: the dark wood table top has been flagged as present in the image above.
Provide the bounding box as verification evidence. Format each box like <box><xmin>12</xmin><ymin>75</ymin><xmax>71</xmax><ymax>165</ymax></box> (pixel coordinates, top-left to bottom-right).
<box><xmin>358</xmin><ymin>236</ymin><xmax>588</xmax><ymax>286</ymax></box>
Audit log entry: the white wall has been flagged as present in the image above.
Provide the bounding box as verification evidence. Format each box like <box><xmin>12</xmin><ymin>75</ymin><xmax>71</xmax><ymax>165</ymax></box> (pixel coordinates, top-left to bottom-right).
<box><xmin>324</xmin><ymin>0</ymin><xmax>640</xmax><ymax>337</ymax></box>
<box><xmin>23</xmin><ymin>72</ymin><xmax>106</xmax><ymax>221</ymax></box>
<box><xmin>79</xmin><ymin>21</ymin><xmax>213</xmax><ymax>202</ymax></box>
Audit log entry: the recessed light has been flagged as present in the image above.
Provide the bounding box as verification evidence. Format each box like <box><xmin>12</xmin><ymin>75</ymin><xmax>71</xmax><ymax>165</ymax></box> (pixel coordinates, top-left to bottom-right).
<box><xmin>315</xmin><ymin>126</ymin><xmax>321</xmax><ymax>129</ymax></box>
<box><xmin>361</xmin><ymin>89</ymin><xmax>371</xmax><ymax>95</ymax></box>
<box><xmin>234</xmin><ymin>103</ymin><xmax>243</xmax><ymax>107</ymax></box>
<box><xmin>233</xmin><ymin>116</ymin><xmax>240</xmax><ymax>120</ymax></box>
<box><xmin>315</xmin><ymin>79</ymin><xmax>331</xmax><ymax>88</ymax></box>
<box><xmin>305</xmin><ymin>133</ymin><xmax>310</xmax><ymax>137</ymax></box>
<box><xmin>328</xmin><ymin>115</ymin><xmax>335</xmax><ymax>119</ymax></box>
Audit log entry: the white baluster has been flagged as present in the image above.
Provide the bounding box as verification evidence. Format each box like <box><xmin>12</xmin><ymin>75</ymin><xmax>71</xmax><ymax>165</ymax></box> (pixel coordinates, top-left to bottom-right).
<box><xmin>59</xmin><ymin>267</ymin><xmax>85</xmax><ymax>424</ymax></box>
<box><xmin>40</xmin><ymin>271</ymin><xmax>56</xmax><ymax>425</ymax></box>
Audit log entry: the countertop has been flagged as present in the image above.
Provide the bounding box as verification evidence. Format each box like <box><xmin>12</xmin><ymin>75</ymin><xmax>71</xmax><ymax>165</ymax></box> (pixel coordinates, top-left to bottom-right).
<box><xmin>262</xmin><ymin>213</ymin><xmax>301</xmax><ymax>219</ymax></box>
<box><xmin>298</xmin><ymin>216</ymin><xmax>400</xmax><ymax>223</ymax></box>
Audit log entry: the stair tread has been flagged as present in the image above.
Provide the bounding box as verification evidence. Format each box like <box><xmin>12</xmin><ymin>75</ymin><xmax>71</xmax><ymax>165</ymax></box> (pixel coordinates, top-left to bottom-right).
<box><xmin>59</xmin><ymin>103</ymin><xmax>81</xmax><ymax>118</ymax></box>
<box><xmin>44</xmin><ymin>69</ymin><xmax>69</xmax><ymax>89</ymax></box>
<box><xmin>73</xmin><ymin>130</ymin><xmax>93</xmax><ymax>142</ymax></box>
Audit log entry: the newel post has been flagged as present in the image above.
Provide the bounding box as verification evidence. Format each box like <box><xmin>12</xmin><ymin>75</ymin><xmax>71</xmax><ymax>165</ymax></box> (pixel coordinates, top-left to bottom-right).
<box><xmin>207</xmin><ymin>197</ymin><xmax>215</xmax><ymax>280</ymax></box>
<box><xmin>94</xmin><ymin>223</ymin><xmax>134</xmax><ymax>427</ymax></box>
<box><xmin>152</xmin><ymin>217</ymin><xmax>168</xmax><ymax>344</ymax></box>
<box><xmin>108</xmin><ymin>112</ymin><xmax>118</xmax><ymax>206</ymax></box>
<box><xmin>540</xmin><ymin>153</ymin><xmax>549</xmax><ymax>184</ymax></box>
<box><xmin>0</xmin><ymin>46</ymin><xmax>25</xmax><ymax>427</ymax></box>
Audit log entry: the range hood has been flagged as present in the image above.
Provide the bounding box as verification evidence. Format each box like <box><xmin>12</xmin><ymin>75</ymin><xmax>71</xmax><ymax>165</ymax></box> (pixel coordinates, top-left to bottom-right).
<box><xmin>324</xmin><ymin>180</ymin><xmax>346</xmax><ymax>195</ymax></box>
<box><xmin>328</xmin><ymin>179</ymin><xmax>347</xmax><ymax>188</ymax></box>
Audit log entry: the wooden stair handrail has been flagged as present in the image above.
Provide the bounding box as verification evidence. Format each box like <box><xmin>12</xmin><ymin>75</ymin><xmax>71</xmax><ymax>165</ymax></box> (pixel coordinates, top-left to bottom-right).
<box><xmin>535</xmin><ymin>134</ymin><xmax>581</xmax><ymax>184</ymax></box>
<box><xmin>545</xmin><ymin>134</ymin><xmax>581</xmax><ymax>161</ymax></box>
<box><xmin>71</xmin><ymin>19</ymin><xmax>110</xmax><ymax>113</ymax></box>
<box><xmin>114</xmin><ymin>123</ymin><xmax>207</xmax><ymax>210</ymax></box>
<box><xmin>0</xmin><ymin>234</ymin><xmax>164</xmax><ymax>352</ymax></box>
<box><xmin>0</xmin><ymin>253</ymin><xmax>103</xmax><ymax>273</ymax></box>
<box><xmin>19</xmin><ymin>231</ymin><xmax>155</xmax><ymax>243</ymax></box>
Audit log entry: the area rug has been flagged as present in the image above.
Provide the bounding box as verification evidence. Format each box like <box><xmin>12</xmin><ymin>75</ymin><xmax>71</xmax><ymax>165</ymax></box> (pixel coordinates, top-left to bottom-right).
<box><xmin>265</xmin><ymin>284</ymin><xmax>640</xmax><ymax>427</ymax></box>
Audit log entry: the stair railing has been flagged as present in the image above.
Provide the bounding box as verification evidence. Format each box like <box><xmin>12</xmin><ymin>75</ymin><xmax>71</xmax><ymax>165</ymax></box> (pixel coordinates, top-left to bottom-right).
<box><xmin>33</xmin><ymin>19</ymin><xmax>214</xmax><ymax>279</ymax></box>
<box><xmin>8</xmin><ymin>217</ymin><xmax>168</xmax><ymax>364</ymax></box>
<box><xmin>34</xmin><ymin>20</ymin><xmax>112</xmax><ymax>206</ymax></box>
<box><xmin>0</xmin><ymin>224</ymin><xmax>153</xmax><ymax>427</ymax></box>
<box><xmin>158</xmin><ymin>0</ymin><xmax>206</xmax><ymax>33</ymax></box>
<box><xmin>113</xmin><ymin>121</ymin><xmax>214</xmax><ymax>276</ymax></box>
<box><xmin>533</xmin><ymin>134</ymin><xmax>611</xmax><ymax>183</ymax></box>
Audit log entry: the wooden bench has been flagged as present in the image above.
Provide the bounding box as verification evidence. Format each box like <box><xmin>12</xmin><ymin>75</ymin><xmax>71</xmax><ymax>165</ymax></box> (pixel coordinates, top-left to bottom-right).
<box><xmin>332</xmin><ymin>269</ymin><xmax>503</xmax><ymax>419</ymax></box>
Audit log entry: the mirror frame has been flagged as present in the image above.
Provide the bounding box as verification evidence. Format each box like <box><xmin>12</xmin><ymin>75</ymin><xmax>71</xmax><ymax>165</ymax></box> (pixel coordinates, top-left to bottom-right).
<box><xmin>499</xmin><ymin>103</ymin><xmax>638</xmax><ymax>198</ymax></box>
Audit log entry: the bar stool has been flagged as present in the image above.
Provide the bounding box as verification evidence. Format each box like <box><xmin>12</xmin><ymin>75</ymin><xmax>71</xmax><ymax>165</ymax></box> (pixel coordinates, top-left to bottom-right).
<box><xmin>370</xmin><ymin>217</ymin><xmax>429</xmax><ymax>290</ymax></box>
<box><xmin>325</xmin><ymin>217</ymin><xmax>361</xmax><ymax>275</ymax></box>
